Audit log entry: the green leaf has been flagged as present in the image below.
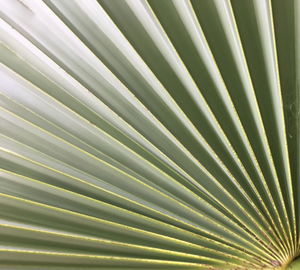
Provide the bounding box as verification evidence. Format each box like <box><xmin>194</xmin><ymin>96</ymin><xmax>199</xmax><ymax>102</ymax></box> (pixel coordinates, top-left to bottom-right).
<box><xmin>0</xmin><ymin>0</ymin><xmax>298</xmax><ymax>269</ymax></box>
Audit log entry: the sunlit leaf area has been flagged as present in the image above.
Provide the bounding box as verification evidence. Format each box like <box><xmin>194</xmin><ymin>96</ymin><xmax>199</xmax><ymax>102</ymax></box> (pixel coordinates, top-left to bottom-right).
<box><xmin>0</xmin><ymin>0</ymin><xmax>299</xmax><ymax>269</ymax></box>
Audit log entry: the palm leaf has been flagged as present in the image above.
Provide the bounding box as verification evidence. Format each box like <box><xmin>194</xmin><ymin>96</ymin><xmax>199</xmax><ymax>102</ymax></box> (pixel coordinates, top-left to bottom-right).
<box><xmin>0</xmin><ymin>0</ymin><xmax>299</xmax><ymax>269</ymax></box>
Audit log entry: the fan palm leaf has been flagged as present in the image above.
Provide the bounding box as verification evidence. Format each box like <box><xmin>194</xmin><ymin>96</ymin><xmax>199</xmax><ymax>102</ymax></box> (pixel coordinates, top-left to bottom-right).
<box><xmin>0</xmin><ymin>0</ymin><xmax>299</xmax><ymax>269</ymax></box>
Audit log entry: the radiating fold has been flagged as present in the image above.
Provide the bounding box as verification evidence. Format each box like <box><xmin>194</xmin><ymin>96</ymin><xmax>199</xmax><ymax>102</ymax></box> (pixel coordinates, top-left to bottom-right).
<box><xmin>0</xmin><ymin>0</ymin><xmax>298</xmax><ymax>269</ymax></box>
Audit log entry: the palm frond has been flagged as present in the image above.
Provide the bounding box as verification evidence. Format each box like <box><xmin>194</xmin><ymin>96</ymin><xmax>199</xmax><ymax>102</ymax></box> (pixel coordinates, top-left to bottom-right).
<box><xmin>0</xmin><ymin>0</ymin><xmax>299</xmax><ymax>269</ymax></box>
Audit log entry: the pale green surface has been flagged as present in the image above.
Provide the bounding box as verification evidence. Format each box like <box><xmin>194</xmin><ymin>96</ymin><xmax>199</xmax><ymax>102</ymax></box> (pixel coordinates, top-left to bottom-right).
<box><xmin>286</xmin><ymin>257</ymin><xmax>300</xmax><ymax>270</ymax></box>
<box><xmin>0</xmin><ymin>0</ymin><xmax>298</xmax><ymax>269</ymax></box>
